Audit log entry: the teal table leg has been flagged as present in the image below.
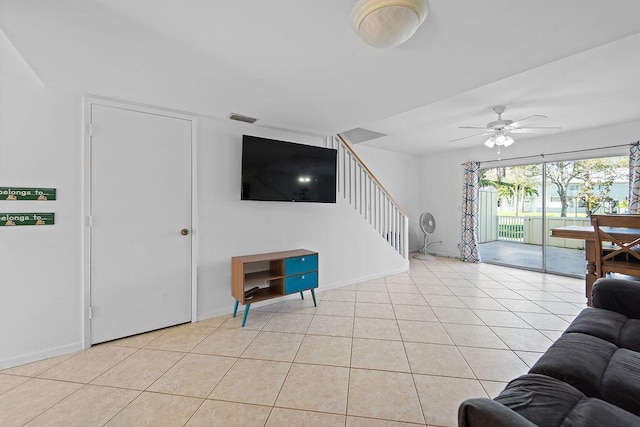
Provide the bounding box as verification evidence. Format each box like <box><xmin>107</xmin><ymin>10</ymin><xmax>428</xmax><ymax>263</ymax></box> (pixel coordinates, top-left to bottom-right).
<box><xmin>310</xmin><ymin>288</ymin><xmax>317</xmax><ymax>307</ymax></box>
<box><xmin>300</xmin><ymin>291</ymin><xmax>304</xmax><ymax>300</ymax></box>
<box><xmin>233</xmin><ymin>300</ymin><xmax>239</xmax><ymax>318</ymax></box>
<box><xmin>241</xmin><ymin>303</ymin><xmax>251</xmax><ymax>327</ymax></box>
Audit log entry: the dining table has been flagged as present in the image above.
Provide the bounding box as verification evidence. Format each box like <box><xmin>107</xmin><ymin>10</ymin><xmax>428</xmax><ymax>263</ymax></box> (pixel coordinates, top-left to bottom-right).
<box><xmin>550</xmin><ymin>225</ymin><xmax>640</xmax><ymax>306</ymax></box>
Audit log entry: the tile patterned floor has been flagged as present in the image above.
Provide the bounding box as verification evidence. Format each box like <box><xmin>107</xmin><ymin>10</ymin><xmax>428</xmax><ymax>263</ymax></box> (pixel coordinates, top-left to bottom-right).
<box><xmin>0</xmin><ymin>257</ymin><xmax>587</xmax><ymax>426</ymax></box>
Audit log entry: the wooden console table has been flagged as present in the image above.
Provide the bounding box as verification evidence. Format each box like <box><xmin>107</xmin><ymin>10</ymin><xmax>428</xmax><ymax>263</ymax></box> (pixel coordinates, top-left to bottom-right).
<box><xmin>231</xmin><ymin>249</ymin><xmax>318</xmax><ymax>327</ymax></box>
<box><xmin>550</xmin><ymin>225</ymin><xmax>640</xmax><ymax>306</ymax></box>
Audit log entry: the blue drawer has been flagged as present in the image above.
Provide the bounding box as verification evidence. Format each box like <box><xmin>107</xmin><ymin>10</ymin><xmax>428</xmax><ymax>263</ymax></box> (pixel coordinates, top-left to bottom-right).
<box><xmin>285</xmin><ymin>254</ymin><xmax>318</xmax><ymax>276</ymax></box>
<box><xmin>285</xmin><ymin>272</ymin><xmax>318</xmax><ymax>294</ymax></box>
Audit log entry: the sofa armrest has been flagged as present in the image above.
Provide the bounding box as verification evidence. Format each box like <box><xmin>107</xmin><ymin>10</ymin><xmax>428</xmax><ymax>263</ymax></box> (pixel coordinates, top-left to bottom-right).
<box><xmin>458</xmin><ymin>398</ymin><xmax>537</xmax><ymax>427</ymax></box>
<box><xmin>592</xmin><ymin>278</ymin><xmax>640</xmax><ymax>319</ymax></box>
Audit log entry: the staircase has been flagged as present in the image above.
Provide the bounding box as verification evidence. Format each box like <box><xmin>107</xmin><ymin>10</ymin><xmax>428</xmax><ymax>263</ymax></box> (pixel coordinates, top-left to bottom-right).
<box><xmin>326</xmin><ymin>134</ymin><xmax>409</xmax><ymax>260</ymax></box>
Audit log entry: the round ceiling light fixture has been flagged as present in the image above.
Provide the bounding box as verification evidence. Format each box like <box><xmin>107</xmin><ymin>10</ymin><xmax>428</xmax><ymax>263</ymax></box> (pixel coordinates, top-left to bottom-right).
<box><xmin>351</xmin><ymin>0</ymin><xmax>428</xmax><ymax>48</ymax></box>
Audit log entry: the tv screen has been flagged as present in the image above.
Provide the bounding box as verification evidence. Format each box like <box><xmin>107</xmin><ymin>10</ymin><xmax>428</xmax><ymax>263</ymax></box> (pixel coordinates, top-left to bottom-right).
<box><xmin>241</xmin><ymin>135</ymin><xmax>337</xmax><ymax>203</ymax></box>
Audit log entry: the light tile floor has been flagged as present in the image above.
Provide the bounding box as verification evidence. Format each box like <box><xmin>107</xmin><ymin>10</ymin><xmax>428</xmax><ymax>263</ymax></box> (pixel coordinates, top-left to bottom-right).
<box><xmin>0</xmin><ymin>257</ymin><xmax>587</xmax><ymax>426</ymax></box>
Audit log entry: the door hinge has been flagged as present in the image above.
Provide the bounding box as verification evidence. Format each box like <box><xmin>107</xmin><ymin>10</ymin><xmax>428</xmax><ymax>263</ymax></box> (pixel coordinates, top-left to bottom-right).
<box><xmin>85</xmin><ymin>123</ymin><xmax>93</xmax><ymax>136</ymax></box>
<box><xmin>88</xmin><ymin>306</ymin><xmax>93</xmax><ymax>319</ymax></box>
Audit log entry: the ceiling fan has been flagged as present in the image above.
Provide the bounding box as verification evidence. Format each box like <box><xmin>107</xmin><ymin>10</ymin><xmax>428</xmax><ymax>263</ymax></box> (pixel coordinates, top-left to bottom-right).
<box><xmin>450</xmin><ymin>106</ymin><xmax>562</xmax><ymax>148</ymax></box>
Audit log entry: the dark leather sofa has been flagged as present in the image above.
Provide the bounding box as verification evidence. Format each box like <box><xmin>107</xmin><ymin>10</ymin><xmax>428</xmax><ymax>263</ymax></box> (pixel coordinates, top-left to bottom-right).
<box><xmin>458</xmin><ymin>278</ymin><xmax>640</xmax><ymax>427</ymax></box>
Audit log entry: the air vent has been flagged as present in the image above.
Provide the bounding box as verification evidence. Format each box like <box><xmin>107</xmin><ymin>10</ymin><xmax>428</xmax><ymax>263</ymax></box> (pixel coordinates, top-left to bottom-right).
<box><xmin>229</xmin><ymin>113</ymin><xmax>257</xmax><ymax>124</ymax></box>
<box><xmin>342</xmin><ymin>127</ymin><xmax>386</xmax><ymax>144</ymax></box>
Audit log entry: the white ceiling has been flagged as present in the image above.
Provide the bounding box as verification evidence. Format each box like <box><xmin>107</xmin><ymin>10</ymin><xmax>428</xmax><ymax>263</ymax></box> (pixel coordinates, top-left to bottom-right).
<box><xmin>2</xmin><ymin>0</ymin><xmax>640</xmax><ymax>156</ymax></box>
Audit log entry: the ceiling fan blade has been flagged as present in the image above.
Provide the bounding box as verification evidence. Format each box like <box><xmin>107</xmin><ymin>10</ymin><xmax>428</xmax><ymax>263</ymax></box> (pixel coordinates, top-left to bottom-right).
<box><xmin>458</xmin><ymin>126</ymin><xmax>488</xmax><ymax>130</ymax></box>
<box><xmin>449</xmin><ymin>131</ymin><xmax>494</xmax><ymax>143</ymax></box>
<box><xmin>510</xmin><ymin>127</ymin><xmax>562</xmax><ymax>134</ymax></box>
<box><xmin>507</xmin><ymin>115</ymin><xmax>546</xmax><ymax>128</ymax></box>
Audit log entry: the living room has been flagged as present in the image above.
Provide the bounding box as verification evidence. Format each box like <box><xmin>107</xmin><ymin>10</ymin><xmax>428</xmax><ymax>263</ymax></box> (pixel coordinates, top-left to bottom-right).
<box><xmin>2</xmin><ymin>1</ymin><xmax>640</xmax><ymax>426</ymax></box>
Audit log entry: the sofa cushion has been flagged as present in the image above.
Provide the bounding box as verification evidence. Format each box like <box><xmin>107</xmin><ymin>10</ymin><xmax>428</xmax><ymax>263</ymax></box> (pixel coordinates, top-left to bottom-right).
<box><xmin>484</xmin><ymin>374</ymin><xmax>640</xmax><ymax>427</ymax></box>
<box><xmin>592</xmin><ymin>278</ymin><xmax>640</xmax><ymax>319</ymax></box>
<box><xmin>565</xmin><ymin>308</ymin><xmax>628</xmax><ymax>344</ymax></box>
<box><xmin>600</xmin><ymin>348</ymin><xmax>640</xmax><ymax>416</ymax></box>
<box><xmin>494</xmin><ymin>374</ymin><xmax>586</xmax><ymax>426</ymax></box>
<box><xmin>619</xmin><ymin>319</ymin><xmax>640</xmax><ymax>352</ymax></box>
<box><xmin>529</xmin><ymin>333</ymin><xmax>617</xmax><ymax>397</ymax></box>
<box><xmin>565</xmin><ymin>308</ymin><xmax>640</xmax><ymax>352</ymax></box>
<box><xmin>562</xmin><ymin>398</ymin><xmax>640</xmax><ymax>427</ymax></box>
<box><xmin>458</xmin><ymin>398</ymin><xmax>537</xmax><ymax>427</ymax></box>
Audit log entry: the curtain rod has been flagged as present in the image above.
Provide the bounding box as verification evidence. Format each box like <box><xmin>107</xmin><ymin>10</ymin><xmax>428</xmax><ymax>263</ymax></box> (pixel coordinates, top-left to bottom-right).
<box><xmin>468</xmin><ymin>141</ymin><xmax>638</xmax><ymax>166</ymax></box>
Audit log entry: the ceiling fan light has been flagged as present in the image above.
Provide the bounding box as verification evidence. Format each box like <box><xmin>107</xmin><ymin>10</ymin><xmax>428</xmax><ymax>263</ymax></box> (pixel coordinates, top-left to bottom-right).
<box><xmin>484</xmin><ymin>136</ymin><xmax>496</xmax><ymax>148</ymax></box>
<box><xmin>351</xmin><ymin>0</ymin><xmax>428</xmax><ymax>48</ymax></box>
<box><xmin>495</xmin><ymin>133</ymin><xmax>507</xmax><ymax>145</ymax></box>
<box><xmin>503</xmin><ymin>135</ymin><xmax>515</xmax><ymax>147</ymax></box>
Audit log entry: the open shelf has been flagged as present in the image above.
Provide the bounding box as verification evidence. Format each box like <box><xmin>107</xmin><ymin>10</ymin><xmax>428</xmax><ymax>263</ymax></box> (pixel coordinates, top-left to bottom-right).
<box><xmin>244</xmin><ymin>270</ymin><xmax>284</xmax><ymax>285</ymax></box>
<box><xmin>242</xmin><ymin>287</ymin><xmax>281</xmax><ymax>304</ymax></box>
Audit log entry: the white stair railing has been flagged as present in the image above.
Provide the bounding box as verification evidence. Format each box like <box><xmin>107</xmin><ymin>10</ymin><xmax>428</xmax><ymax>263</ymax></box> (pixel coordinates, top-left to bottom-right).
<box><xmin>327</xmin><ymin>134</ymin><xmax>409</xmax><ymax>259</ymax></box>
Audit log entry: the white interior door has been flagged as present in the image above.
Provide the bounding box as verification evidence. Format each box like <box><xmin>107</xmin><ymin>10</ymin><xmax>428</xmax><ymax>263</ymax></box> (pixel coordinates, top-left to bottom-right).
<box><xmin>90</xmin><ymin>104</ymin><xmax>192</xmax><ymax>344</ymax></box>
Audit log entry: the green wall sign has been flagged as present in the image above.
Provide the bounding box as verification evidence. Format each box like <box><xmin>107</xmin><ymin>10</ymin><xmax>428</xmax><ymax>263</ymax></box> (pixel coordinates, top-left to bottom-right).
<box><xmin>0</xmin><ymin>187</ymin><xmax>56</xmax><ymax>201</ymax></box>
<box><xmin>0</xmin><ymin>213</ymin><xmax>55</xmax><ymax>226</ymax></box>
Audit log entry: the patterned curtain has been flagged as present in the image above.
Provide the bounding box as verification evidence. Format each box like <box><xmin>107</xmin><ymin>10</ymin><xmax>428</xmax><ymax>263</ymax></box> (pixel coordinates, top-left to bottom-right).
<box><xmin>460</xmin><ymin>161</ymin><xmax>481</xmax><ymax>262</ymax></box>
<box><xmin>629</xmin><ymin>142</ymin><xmax>640</xmax><ymax>214</ymax></box>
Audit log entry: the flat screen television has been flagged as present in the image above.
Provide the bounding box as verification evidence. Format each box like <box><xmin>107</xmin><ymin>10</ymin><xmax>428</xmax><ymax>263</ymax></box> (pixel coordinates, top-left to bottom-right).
<box><xmin>241</xmin><ymin>135</ymin><xmax>337</xmax><ymax>203</ymax></box>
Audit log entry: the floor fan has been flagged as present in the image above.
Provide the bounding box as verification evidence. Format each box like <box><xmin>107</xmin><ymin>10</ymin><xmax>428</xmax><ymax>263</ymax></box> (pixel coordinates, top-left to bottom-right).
<box><xmin>413</xmin><ymin>212</ymin><xmax>442</xmax><ymax>261</ymax></box>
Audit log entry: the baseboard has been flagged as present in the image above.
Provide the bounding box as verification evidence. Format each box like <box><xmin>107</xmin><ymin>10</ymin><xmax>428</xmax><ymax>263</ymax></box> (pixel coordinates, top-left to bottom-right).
<box><xmin>197</xmin><ymin>306</ymin><xmax>234</xmax><ymax>322</ymax></box>
<box><xmin>411</xmin><ymin>248</ymin><xmax>461</xmax><ymax>260</ymax></box>
<box><xmin>0</xmin><ymin>341</ymin><xmax>83</xmax><ymax>371</ymax></box>
<box><xmin>320</xmin><ymin>266</ymin><xmax>410</xmax><ymax>291</ymax></box>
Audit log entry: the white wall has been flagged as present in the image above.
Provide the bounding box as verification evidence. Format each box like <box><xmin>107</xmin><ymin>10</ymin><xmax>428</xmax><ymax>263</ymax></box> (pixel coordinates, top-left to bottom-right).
<box><xmin>0</xmin><ymin>31</ymin><xmax>408</xmax><ymax>368</ymax></box>
<box><xmin>196</xmin><ymin>121</ymin><xmax>408</xmax><ymax>319</ymax></box>
<box><xmin>0</xmin><ymin>31</ymin><xmax>84</xmax><ymax>366</ymax></box>
<box><xmin>350</xmin><ymin>145</ymin><xmax>422</xmax><ymax>251</ymax></box>
<box><xmin>419</xmin><ymin>121</ymin><xmax>640</xmax><ymax>258</ymax></box>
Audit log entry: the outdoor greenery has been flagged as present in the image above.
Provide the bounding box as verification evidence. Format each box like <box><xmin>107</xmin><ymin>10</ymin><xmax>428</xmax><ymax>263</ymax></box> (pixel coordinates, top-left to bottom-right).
<box><xmin>481</xmin><ymin>164</ymin><xmax>540</xmax><ymax>216</ymax></box>
<box><xmin>547</xmin><ymin>158</ymin><xmax>623</xmax><ymax>217</ymax></box>
<box><xmin>481</xmin><ymin>156</ymin><xmax>628</xmax><ymax>217</ymax></box>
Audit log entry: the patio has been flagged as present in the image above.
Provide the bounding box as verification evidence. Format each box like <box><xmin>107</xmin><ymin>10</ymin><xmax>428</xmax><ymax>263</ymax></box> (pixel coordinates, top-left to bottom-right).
<box><xmin>478</xmin><ymin>241</ymin><xmax>585</xmax><ymax>277</ymax></box>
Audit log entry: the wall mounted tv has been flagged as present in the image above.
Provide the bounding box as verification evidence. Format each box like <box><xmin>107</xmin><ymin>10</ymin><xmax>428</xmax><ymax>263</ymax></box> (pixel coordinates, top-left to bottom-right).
<box><xmin>241</xmin><ymin>135</ymin><xmax>337</xmax><ymax>203</ymax></box>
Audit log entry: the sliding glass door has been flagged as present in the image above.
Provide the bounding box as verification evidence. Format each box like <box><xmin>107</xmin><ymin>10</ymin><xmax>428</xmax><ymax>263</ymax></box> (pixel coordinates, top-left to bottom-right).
<box><xmin>478</xmin><ymin>164</ymin><xmax>543</xmax><ymax>270</ymax></box>
<box><xmin>544</xmin><ymin>157</ymin><xmax>628</xmax><ymax>276</ymax></box>
<box><xmin>478</xmin><ymin>155</ymin><xmax>628</xmax><ymax>276</ymax></box>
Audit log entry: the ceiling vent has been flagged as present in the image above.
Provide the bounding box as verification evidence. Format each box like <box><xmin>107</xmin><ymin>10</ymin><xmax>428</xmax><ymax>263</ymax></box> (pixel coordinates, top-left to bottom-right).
<box><xmin>229</xmin><ymin>113</ymin><xmax>257</xmax><ymax>124</ymax></box>
<box><xmin>342</xmin><ymin>127</ymin><xmax>387</xmax><ymax>144</ymax></box>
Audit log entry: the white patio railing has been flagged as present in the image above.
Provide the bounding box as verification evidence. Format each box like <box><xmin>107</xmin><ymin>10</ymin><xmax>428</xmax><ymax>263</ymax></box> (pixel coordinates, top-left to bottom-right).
<box><xmin>498</xmin><ymin>216</ymin><xmax>525</xmax><ymax>242</ymax></box>
<box><xmin>494</xmin><ymin>216</ymin><xmax>591</xmax><ymax>248</ymax></box>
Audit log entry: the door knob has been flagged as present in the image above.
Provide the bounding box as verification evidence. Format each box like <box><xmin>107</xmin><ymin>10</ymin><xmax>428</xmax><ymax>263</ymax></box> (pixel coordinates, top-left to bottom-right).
<box><xmin>181</xmin><ymin>228</ymin><xmax>189</xmax><ymax>236</ymax></box>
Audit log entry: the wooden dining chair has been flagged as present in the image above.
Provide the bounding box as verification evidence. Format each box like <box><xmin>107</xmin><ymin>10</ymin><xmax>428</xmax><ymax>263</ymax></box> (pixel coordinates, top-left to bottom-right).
<box><xmin>591</xmin><ymin>214</ymin><xmax>640</xmax><ymax>279</ymax></box>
